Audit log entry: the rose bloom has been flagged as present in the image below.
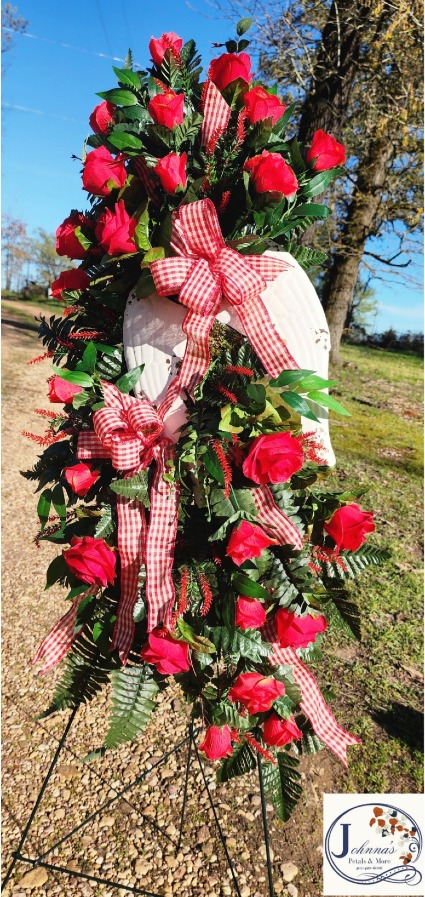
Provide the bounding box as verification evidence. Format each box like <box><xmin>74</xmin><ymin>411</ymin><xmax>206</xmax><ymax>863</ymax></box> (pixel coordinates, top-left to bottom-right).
<box><xmin>244</xmin><ymin>86</ymin><xmax>286</xmax><ymax>126</ymax></box>
<box><xmin>48</xmin><ymin>375</ymin><xmax>82</xmax><ymax>404</ymax></box>
<box><xmin>148</xmin><ymin>91</ymin><xmax>184</xmax><ymax>128</ymax></box>
<box><xmin>208</xmin><ymin>52</ymin><xmax>252</xmax><ymax>92</ymax></box>
<box><xmin>306</xmin><ymin>129</ymin><xmax>346</xmax><ymax>171</ymax></box>
<box><xmin>56</xmin><ymin>212</ymin><xmax>93</xmax><ymax>259</ymax></box>
<box><xmin>275</xmin><ymin>608</ymin><xmax>327</xmax><ymax>649</ymax></box>
<box><xmin>262</xmin><ymin>712</ymin><xmax>302</xmax><ymax>747</ymax></box>
<box><xmin>95</xmin><ymin>200</ymin><xmax>137</xmax><ymax>255</ymax></box>
<box><xmin>154</xmin><ymin>152</ymin><xmax>187</xmax><ymax>193</ymax></box>
<box><xmin>235</xmin><ymin>596</ymin><xmax>267</xmax><ymax>630</ymax></box>
<box><xmin>64</xmin><ymin>463</ymin><xmax>100</xmax><ymax>497</ymax></box>
<box><xmin>243</xmin><ymin>432</ymin><xmax>304</xmax><ymax>485</ymax></box>
<box><xmin>226</xmin><ymin>520</ymin><xmax>276</xmax><ymax>567</ymax></box>
<box><xmin>228</xmin><ymin>672</ymin><xmax>285</xmax><ymax>714</ymax></box>
<box><xmin>82</xmin><ymin>146</ymin><xmax>127</xmax><ymax>197</ymax></box>
<box><xmin>63</xmin><ymin>536</ymin><xmax>116</xmax><ymax>588</ymax></box>
<box><xmin>149</xmin><ymin>31</ymin><xmax>183</xmax><ymax>67</ymax></box>
<box><xmin>141</xmin><ymin>629</ymin><xmax>191</xmax><ymax>675</ymax></box>
<box><xmin>89</xmin><ymin>100</ymin><xmax>115</xmax><ymax>135</ymax></box>
<box><xmin>324</xmin><ymin>503</ymin><xmax>375</xmax><ymax>552</ymax></box>
<box><xmin>199</xmin><ymin>725</ymin><xmax>233</xmax><ymax>760</ymax></box>
<box><xmin>244</xmin><ymin>150</ymin><xmax>298</xmax><ymax>196</ymax></box>
<box><xmin>50</xmin><ymin>269</ymin><xmax>90</xmax><ymax>299</ymax></box>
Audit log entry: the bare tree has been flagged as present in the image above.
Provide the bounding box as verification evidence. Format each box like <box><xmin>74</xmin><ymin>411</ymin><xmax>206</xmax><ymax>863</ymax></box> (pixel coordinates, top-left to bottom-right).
<box><xmin>1</xmin><ymin>3</ymin><xmax>28</xmax><ymax>57</ymax></box>
<box><xmin>1</xmin><ymin>215</ymin><xmax>31</xmax><ymax>291</ymax></box>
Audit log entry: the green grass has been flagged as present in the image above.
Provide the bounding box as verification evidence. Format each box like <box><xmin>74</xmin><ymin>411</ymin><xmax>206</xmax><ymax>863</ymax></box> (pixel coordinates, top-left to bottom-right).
<box><xmin>320</xmin><ymin>343</ymin><xmax>423</xmax><ymax>792</ymax></box>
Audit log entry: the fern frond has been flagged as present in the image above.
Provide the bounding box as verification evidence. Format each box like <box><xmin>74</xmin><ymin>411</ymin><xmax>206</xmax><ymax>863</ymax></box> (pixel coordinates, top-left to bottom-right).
<box><xmin>104</xmin><ymin>666</ymin><xmax>159</xmax><ymax>748</ymax></box>
<box><xmin>261</xmin><ymin>751</ymin><xmax>302</xmax><ymax>821</ymax></box>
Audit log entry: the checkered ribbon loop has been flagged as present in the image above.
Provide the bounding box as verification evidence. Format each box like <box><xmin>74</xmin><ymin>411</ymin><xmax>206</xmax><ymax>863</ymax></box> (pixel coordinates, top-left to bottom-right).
<box><xmin>200</xmin><ymin>79</ymin><xmax>231</xmax><ymax>149</ymax></box>
<box><xmin>150</xmin><ymin>199</ymin><xmax>298</xmax><ymax>390</ymax></box>
<box><xmin>262</xmin><ymin>620</ymin><xmax>361</xmax><ymax>766</ymax></box>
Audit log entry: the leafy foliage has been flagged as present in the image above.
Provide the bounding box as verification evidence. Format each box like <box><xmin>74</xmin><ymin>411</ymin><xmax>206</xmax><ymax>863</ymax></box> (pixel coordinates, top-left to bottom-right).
<box><xmin>104</xmin><ymin>667</ymin><xmax>159</xmax><ymax>748</ymax></box>
<box><xmin>261</xmin><ymin>751</ymin><xmax>303</xmax><ymax>821</ymax></box>
<box><xmin>217</xmin><ymin>739</ymin><xmax>256</xmax><ymax>783</ymax></box>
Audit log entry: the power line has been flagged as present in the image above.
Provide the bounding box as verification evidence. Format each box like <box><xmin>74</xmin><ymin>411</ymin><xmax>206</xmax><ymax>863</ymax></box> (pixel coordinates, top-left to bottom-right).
<box><xmin>2</xmin><ymin>102</ymin><xmax>86</xmax><ymax>125</ymax></box>
<box><xmin>1</xmin><ymin>26</ymin><xmax>128</xmax><ymax>63</ymax></box>
<box><xmin>94</xmin><ymin>0</ymin><xmax>114</xmax><ymax>58</ymax></box>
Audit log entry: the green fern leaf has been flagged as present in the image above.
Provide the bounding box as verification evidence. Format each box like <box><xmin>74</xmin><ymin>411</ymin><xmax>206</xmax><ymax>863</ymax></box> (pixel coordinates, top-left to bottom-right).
<box><xmin>213</xmin><ymin>702</ymin><xmax>253</xmax><ymax>731</ymax></box>
<box><xmin>94</xmin><ymin>504</ymin><xmax>114</xmax><ymax>539</ymax></box>
<box><xmin>261</xmin><ymin>751</ymin><xmax>302</xmax><ymax>821</ymax></box>
<box><xmin>263</xmin><ymin>556</ymin><xmax>298</xmax><ymax>607</ymax></box>
<box><xmin>324</xmin><ymin>593</ymin><xmax>361</xmax><ymax>640</ymax></box>
<box><xmin>110</xmin><ymin>471</ymin><xmax>150</xmax><ymax>505</ymax></box>
<box><xmin>231</xmin><ymin>628</ymin><xmax>271</xmax><ymax>663</ymax></box>
<box><xmin>104</xmin><ymin>666</ymin><xmax>159</xmax><ymax>749</ymax></box>
<box><xmin>216</xmin><ymin>739</ymin><xmax>256</xmax><ymax>783</ymax></box>
<box><xmin>38</xmin><ymin>635</ymin><xmax>115</xmax><ymax>717</ymax></box>
<box><xmin>286</xmin><ymin>243</ymin><xmax>328</xmax><ymax>269</ymax></box>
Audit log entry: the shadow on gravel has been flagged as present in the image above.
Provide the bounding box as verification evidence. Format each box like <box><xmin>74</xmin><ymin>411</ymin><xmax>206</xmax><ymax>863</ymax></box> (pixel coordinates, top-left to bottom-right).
<box><xmin>1</xmin><ymin>316</ymin><xmax>39</xmax><ymax>333</ymax></box>
<box><xmin>372</xmin><ymin>703</ymin><xmax>424</xmax><ymax>753</ymax></box>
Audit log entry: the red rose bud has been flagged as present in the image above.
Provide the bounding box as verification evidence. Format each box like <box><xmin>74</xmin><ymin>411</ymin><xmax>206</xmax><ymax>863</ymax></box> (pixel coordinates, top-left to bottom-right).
<box><xmin>226</xmin><ymin>520</ymin><xmax>276</xmax><ymax>566</ymax></box>
<box><xmin>275</xmin><ymin>609</ymin><xmax>327</xmax><ymax>649</ymax></box>
<box><xmin>141</xmin><ymin>628</ymin><xmax>191</xmax><ymax>675</ymax></box>
<box><xmin>89</xmin><ymin>100</ymin><xmax>115</xmax><ymax>134</ymax></box>
<box><xmin>148</xmin><ymin>90</ymin><xmax>184</xmax><ymax>128</ymax></box>
<box><xmin>228</xmin><ymin>672</ymin><xmax>285</xmax><ymax>714</ymax></box>
<box><xmin>243</xmin><ymin>432</ymin><xmax>304</xmax><ymax>485</ymax></box>
<box><xmin>244</xmin><ymin>150</ymin><xmax>298</xmax><ymax>196</ymax></box>
<box><xmin>149</xmin><ymin>31</ymin><xmax>183</xmax><ymax>67</ymax></box>
<box><xmin>64</xmin><ymin>463</ymin><xmax>100</xmax><ymax>497</ymax></box>
<box><xmin>262</xmin><ymin>712</ymin><xmax>302</xmax><ymax>747</ymax></box>
<box><xmin>199</xmin><ymin>725</ymin><xmax>233</xmax><ymax>760</ymax></box>
<box><xmin>324</xmin><ymin>503</ymin><xmax>375</xmax><ymax>552</ymax></box>
<box><xmin>63</xmin><ymin>536</ymin><xmax>116</xmax><ymax>588</ymax></box>
<box><xmin>82</xmin><ymin>146</ymin><xmax>127</xmax><ymax>197</ymax></box>
<box><xmin>306</xmin><ymin>129</ymin><xmax>346</xmax><ymax>171</ymax></box>
<box><xmin>56</xmin><ymin>212</ymin><xmax>93</xmax><ymax>259</ymax></box>
<box><xmin>48</xmin><ymin>375</ymin><xmax>82</xmax><ymax>404</ymax></box>
<box><xmin>95</xmin><ymin>200</ymin><xmax>137</xmax><ymax>256</ymax></box>
<box><xmin>244</xmin><ymin>86</ymin><xmax>286</xmax><ymax>126</ymax></box>
<box><xmin>154</xmin><ymin>152</ymin><xmax>187</xmax><ymax>193</ymax></box>
<box><xmin>235</xmin><ymin>596</ymin><xmax>267</xmax><ymax>630</ymax></box>
<box><xmin>50</xmin><ymin>269</ymin><xmax>90</xmax><ymax>299</ymax></box>
<box><xmin>208</xmin><ymin>52</ymin><xmax>252</xmax><ymax>92</ymax></box>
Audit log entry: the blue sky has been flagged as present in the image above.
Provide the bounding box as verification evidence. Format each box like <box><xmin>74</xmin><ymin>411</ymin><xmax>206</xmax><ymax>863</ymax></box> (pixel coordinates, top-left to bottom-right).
<box><xmin>2</xmin><ymin>0</ymin><xmax>423</xmax><ymax>334</ymax></box>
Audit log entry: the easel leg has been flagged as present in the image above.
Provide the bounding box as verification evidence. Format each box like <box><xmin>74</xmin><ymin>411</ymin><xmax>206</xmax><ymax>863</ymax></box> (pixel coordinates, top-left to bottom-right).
<box><xmin>257</xmin><ymin>755</ymin><xmax>275</xmax><ymax>897</ymax></box>
<box><xmin>175</xmin><ymin>721</ymin><xmax>193</xmax><ymax>854</ymax></box>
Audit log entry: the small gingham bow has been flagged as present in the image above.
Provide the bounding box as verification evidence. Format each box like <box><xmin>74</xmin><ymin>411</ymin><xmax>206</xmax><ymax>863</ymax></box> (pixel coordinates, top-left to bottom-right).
<box><xmin>77</xmin><ymin>381</ymin><xmax>179</xmax><ymax>662</ymax></box>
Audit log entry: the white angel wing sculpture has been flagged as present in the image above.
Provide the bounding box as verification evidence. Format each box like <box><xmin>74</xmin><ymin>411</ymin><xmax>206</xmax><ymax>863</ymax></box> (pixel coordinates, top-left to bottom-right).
<box><xmin>123</xmin><ymin>251</ymin><xmax>336</xmax><ymax>466</ymax></box>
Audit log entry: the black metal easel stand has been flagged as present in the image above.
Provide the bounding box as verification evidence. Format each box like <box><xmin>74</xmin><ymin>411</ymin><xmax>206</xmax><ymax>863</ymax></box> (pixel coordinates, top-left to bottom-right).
<box><xmin>2</xmin><ymin>710</ymin><xmax>276</xmax><ymax>896</ymax></box>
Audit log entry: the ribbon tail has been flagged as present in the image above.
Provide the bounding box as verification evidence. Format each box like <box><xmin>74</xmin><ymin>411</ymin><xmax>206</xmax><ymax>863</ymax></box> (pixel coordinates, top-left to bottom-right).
<box><xmin>201</xmin><ymin>80</ymin><xmax>231</xmax><ymax>149</ymax></box>
<box><xmin>236</xmin><ymin>294</ymin><xmax>299</xmax><ymax>377</ymax></box>
<box><xmin>112</xmin><ymin>496</ymin><xmax>147</xmax><ymax>664</ymax></box>
<box><xmin>77</xmin><ymin>431</ymin><xmax>107</xmax><ymax>460</ymax></box>
<box><xmin>158</xmin><ymin>309</ymin><xmax>215</xmax><ymax>420</ymax></box>
<box><xmin>145</xmin><ymin>444</ymin><xmax>180</xmax><ymax>630</ymax></box>
<box><xmin>32</xmin><ymin>593</ymin><xmax>89</xmax><ymax>674</ymax></box>
<box><xmin>253</xmin><ymin>485</ymin><xmax>304</xmax><ymax>550</ymax></box>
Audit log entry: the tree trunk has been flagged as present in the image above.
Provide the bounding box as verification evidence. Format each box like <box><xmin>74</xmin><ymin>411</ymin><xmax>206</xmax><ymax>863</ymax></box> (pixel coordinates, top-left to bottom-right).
<box><xmin>323</xmin><ymin>138</ymin><xmax>394</xmax><ymax>363</ymax></box>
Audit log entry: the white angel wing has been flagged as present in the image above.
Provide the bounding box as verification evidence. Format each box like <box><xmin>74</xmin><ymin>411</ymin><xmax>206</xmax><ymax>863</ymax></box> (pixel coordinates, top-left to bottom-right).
<box><xmin>123</xmin><ymin>251</ymin><xmax>335</xmax><ymax>465</ymax></box>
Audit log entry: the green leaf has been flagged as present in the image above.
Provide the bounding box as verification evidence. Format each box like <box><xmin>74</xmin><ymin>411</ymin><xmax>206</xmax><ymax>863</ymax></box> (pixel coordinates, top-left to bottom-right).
<box><xmin>45</xmin><ymin>553</ymin><xmax>68</xmax><ymax>588</ymax></box>
<box><xmin>37</xmin><ymin>489</ymin><xmax>52</xmax><ymax>529</ymax></box>
<box><xmin>92</xmin><ymin>621</ymin><xmax>103</xmax><ymax>643</ymax></box>
<box><xmin>174</xmin><ymin>112</ymin><xmax>203</xmax><ymax>150</ymax></box>
<box><xmin>104</xmin><ymin>667</ymin><xmax>159</xmax><ymax>748</ymax></box>
<box><xmin>72</xmin><ymin>390</ymin><xmax>91</xmax><ymax>409</ymax></box>
<box><xmin>66</xmin><ymin>585</ymin><xmax>88</xmax><ymax>601</ymax></box>
<box><xmin>306</xmin><ymin>391</ymin><xmax>350</xmax><ymax>416</ymax></box>
<box><xmin>140</xmin><ymin>246</ymin><xmax>165</xmax><ymax>268</ymax></box>
<box><xmin>94</xmin><ymin>505</ymin><xmax>114</xmax><ymax>539</ymax></box>
<box><xmin>112</xmin><ymin>66</ymin><xmax>141</xmax><ymax>89</ymax></box>
<box><xmin>204</xmin><ymin>446</ymin><xmax>224</xmax><ymax>485</ymax></box>
<box><xmin>213</xmin><ymin>702</ymin><xmax>252</xmax><ymax>731</ymax></box>
<box><xmin>324</xmin><ymin>596</ymin><xmax>360</xmax><ymax>640</ymax></box>
<box><xmin>115</xmin><ymin>364</ymin><xmax>145</xmax><ymax>394</ymax></box>
<box><xmin>80</xmin><ymin>342</ymin><xmax>97</xmax><ymax>374</ymax></box>
<box><xmin>134</xmin><ymin>208</ymin><xmax>151</xmax><ymax>251</ymax></box>
<box><xmin>269</xmin><ymin>369</ymin><xmax>314</xmax><ymax>388</ymax></box>
<box><xmin>281</xmin><ymin>390</ymin><xmax>319</xmax><ymax>421</ymax></box>
<box><xmin>261</xmin><ymin>752</ymin><xmax>302</xmax><ymax>821</ymax></box>
<box><xmin>232</xmin><ymin>572</ymin><xmax>270</xmax><ymax>601</ymax></box>
<box><xmin>52</xmin><ymin>483</ymin><xmax>66</xmax><ymax>522</ymax></box>
<box><xmin>236</xmin><ymin>16</ymin><xmax>252</xmax><ymax>35</ymax></box>
<box><xmin>177</xmin><ymin>619</ymin><xmax>216</xmax><ymax>654</ymax></box>
<box><xmin>51</xmin><ymin>367</ymin><xmax>94</xmax><ymax>388</ymax></box>
<box><xmin>217</xmin><ymin>739</ymin><xmax>256</xmax><ymax>783</ymax></box>
<box><xmin>289</xmin><ymin>137</ymin><xmax>306</xmax><ymax>173</ymax></box>
<box><xmin>290</xmin><ymin>202</ymin><xmax>330</xmax><ymax>220</ymax></box>
<box><xmin>231</xmin><ymin>628</ymin><xmax>271</xmax><ymax>662</ymax></box>
<box><xmin>303</xmin><ymin>167</ymin><xmax>343</xmax><ymax>197</ymax></box>
<box><xmin>108</xmin><ymin>130</ymin><xmax>144</xmax><ymax>152</ymax></box>
<box><xmin>297</xmin><ymin>375</ymin><xmax>337</xmax><ymax>391</ymax></box>
<box><xmin>110</xmin><ymin>471</ymin><xmax>149</xmax><ymax>505</ymax></box>
<box><xmin>97</xmin><ymin>88</ymin><xmax>139</xmax><ymax>106</ymax></box>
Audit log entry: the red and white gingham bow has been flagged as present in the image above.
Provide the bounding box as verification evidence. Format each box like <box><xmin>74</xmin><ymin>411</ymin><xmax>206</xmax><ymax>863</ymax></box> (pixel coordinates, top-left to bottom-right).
<box><xmin>150</xmin><ymin>199</ymin><xmax>298</xmax><ymax>416</ymax></box>
<box><xmin>77</xmin><ymin>381</ymin><xmax>179</xmax><ymax>661</ymax></box>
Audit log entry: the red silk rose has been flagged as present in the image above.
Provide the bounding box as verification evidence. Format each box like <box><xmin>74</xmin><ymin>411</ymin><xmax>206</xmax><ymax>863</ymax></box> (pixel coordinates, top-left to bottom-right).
<box><xmin>235</xmin><ymin>596</ymin><xmax>267</xmax><ymax>630</ymax></box>
<box><xmin>141</xmin><ymin>629</ymin><xmax>191</xmax><ymax>675</ymax></box>
<box><xmin>275</xmin><ymin>609</ymin><xmax>327</xmax><ymax>649</ymax></box>
<box><xmin>154</xmin><ymin>152</ymin><xmax>187</xmax><ymax>193</ymax></box>
<box><xmin>324</xmin><ymin>503</ymin><xmax>375</xmax><ymax>552</ymax></box>
<box><xmin>50</xmin><ymin>269</ymin><xmax>90</xmax><ymax>299</ymax></box>
<box><xmin>243</xmin><ymin>432</ymin><xmax>304</xmax><ymax>485</ymax></box>
<box><xmin>48</xmin><ymin>375</ymin><xmax>82</xmax><ymax>404</ymax></box>
<box><xmin>306</xmin><ymin>129</ymin><xmax>346</xmax><ymax>171</ymax></box>
<box><xmin>63</xmin><ymin>536</ymin><xmax>116</xmax><ymax>588</ymax></box>
<box><xmin>89</xmin><ymin>100</ymin><xmax>115</xmax><ymax>135</ymax></box>
<box><xmin>149</xmin><ymin>31</ymin><xmax>183</xmax><ymax>67</ymax></box>
<box><xmin>244</xmin><ymin>150</ymin><xmax>298</xmax><ymax>196</ymax></box>
<box><xmin>208</xmin><ymin>52</ymin><xmax>252</xmax><ymax>92</ymax></box>
<box><xmin>244</xmin><ymin>86</ymin><xmax>286</xmax><ymax>126</ymax></box>
<box><xmin>199</xmin><ymin>725</ymin><xmax>233</xmax><ymax>760</ymax></box>
<box><xmin>148</xmin><ymin>91</ymin><xmax>184</xmax><ymax>128</ymax></box>
<box><xmin>262</xmin><ymin>713</ymin><xmax>302</xmax><ymax>747</ymax></box>
<box><xmin>64</xmin><ymin>463</ymin><xmax>100</xmax><ymax>497</ymax></box>
<box><xmin>228</xmin><ymin>672</ymin><xmax>285</xmax><ymax>714</ymax></box>
<box><xmin>82</xmin><ymin>146</ymin><xmax>127</xmax><ymax>197</ymax></box>
<box><xmin>56</xmin><ymin>212</ymin><xmax>93</xmax><ymax>260</ymax></box>
<box><xmin>95</xmin><ymin>200</ymin><xmax>137</xmax><ymax>255</ymax></box>
<box><xmin>226</xmin><ymin>520</ymin><xmax>276</xmax><ymax>566</ymax></box>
